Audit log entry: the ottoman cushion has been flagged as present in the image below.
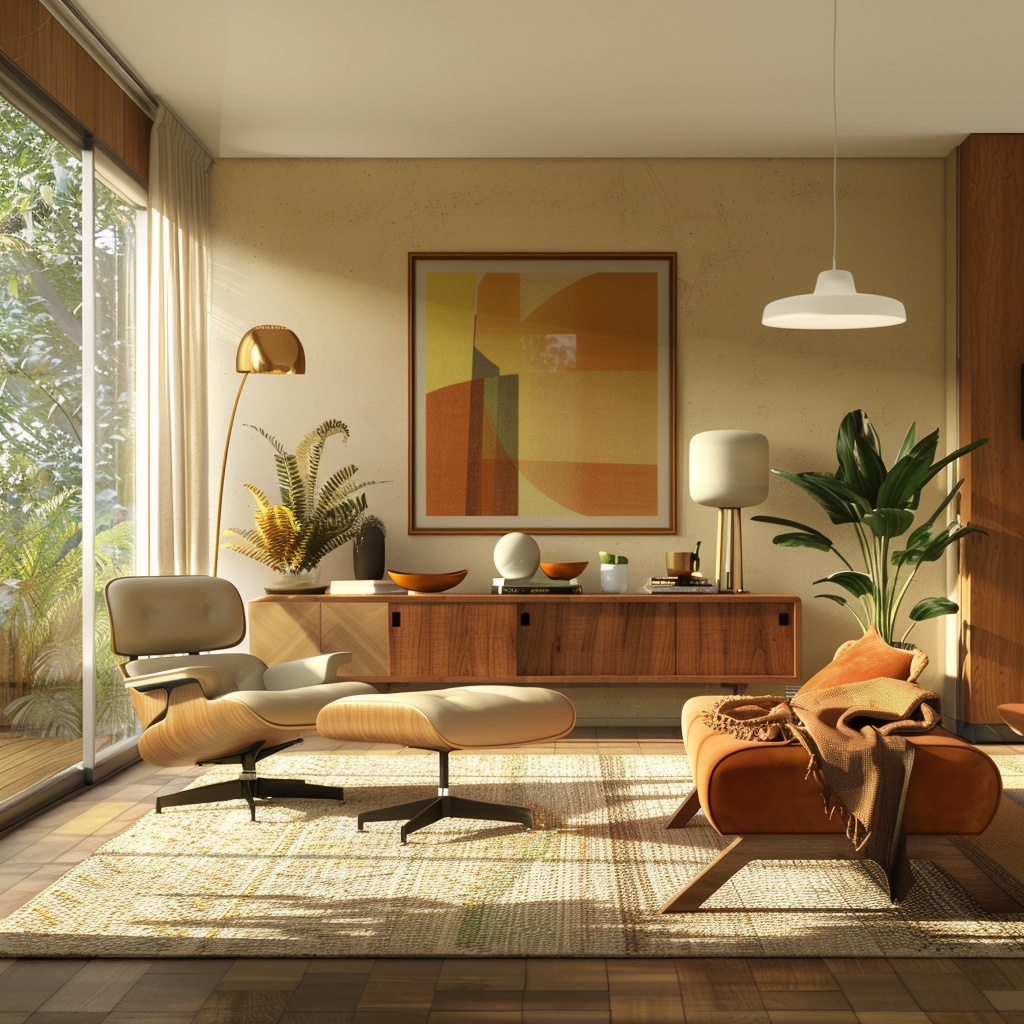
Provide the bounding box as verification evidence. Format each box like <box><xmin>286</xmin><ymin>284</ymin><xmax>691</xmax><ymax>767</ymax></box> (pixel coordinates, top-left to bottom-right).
<box><xmin>682</xmin><ymin>695</ymin><xmax>1001</xmax><ymax>835</ymax></box>
<box><xmin>317</xmin><ymin>684</ymin><xmax>576</xmax><ymax>750</ymax></box>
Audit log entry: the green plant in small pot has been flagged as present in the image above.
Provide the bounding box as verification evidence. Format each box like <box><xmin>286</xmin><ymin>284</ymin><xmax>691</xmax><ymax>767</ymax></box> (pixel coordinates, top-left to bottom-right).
<box><xmin>751</xmin><ymin>410</ymin><xmax>987</xmax><ymax>647</ymax></box>
<box><xmin>223</xmin><ymin>420</ymin><xmax>380</xmax><ymax>590</ymax></box>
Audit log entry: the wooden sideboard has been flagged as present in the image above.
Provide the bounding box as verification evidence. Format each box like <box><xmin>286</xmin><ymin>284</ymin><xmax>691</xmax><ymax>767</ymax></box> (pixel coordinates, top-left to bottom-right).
<box><xmin>248</xmin><ymin>593</ymin><xmax>801</xmax><ymax>691</ymax></box>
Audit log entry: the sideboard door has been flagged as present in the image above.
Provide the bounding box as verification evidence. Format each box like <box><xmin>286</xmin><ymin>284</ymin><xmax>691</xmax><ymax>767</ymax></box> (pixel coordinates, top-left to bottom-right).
<box><xmin>675</xmin><ymin>601</ymin><xmax>797</xmax><ymax>679</ymax></box>
<box><xmin>321</xmin><ymin>602</ymin><xmax>389</xmax><ymax>677</ymax></box>
<box><xmin>388</xmin><ymin>602</ymin><xmax>517</xmax><ymax>679</ymax></box>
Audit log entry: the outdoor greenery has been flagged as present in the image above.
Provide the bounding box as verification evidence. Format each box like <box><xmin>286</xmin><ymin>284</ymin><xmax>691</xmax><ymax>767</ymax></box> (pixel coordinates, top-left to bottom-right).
<box><xmin>0</xmin><ymin>94</ymin><xmax>137</xmax><ymax>742</ymax></box>
<box><xmin>752</xmin><ymin>409</ymin><xmax>987</xmax><ymax>644</ymax></box>
<box><xmin>224</xmin><ymin>420</ymin><xmax>379</xmax><ymax>575</ymax></box>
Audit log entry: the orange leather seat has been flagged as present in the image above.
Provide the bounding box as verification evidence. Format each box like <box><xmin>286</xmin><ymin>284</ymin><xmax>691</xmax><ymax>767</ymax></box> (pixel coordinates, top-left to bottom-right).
<box><xmin>682</xmin><ymin>694</ymin><xmax>1001</xmax><ymax>835</ymax></box>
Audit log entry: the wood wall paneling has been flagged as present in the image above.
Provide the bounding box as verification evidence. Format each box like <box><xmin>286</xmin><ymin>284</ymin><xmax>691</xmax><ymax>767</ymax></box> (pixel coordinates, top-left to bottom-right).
<box><xmin>0</xmin><ymin>0</ymin><xmax>151</xmax><ymax>178</ymax></box>
<box><xmin>957</xmin><ymin>134</ymin><xmax>1024</xmax><ymax>728</ymax></box>
<box><xmin>675</xmin><ymin>602</ymin><xmax>795</xmax><ymax>678</ymax></box>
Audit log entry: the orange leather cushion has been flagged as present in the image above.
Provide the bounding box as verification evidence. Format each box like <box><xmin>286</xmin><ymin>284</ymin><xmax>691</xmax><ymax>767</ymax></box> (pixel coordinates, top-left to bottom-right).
<box><xmin>685</xmin><ymin>723</ymin><xmax>1001</xmax><ymax>836</ymax></box>
<box><xmin>797</xmin><ymin>624</ymin><xmax>915</xmax><ymax>694</ymax></box>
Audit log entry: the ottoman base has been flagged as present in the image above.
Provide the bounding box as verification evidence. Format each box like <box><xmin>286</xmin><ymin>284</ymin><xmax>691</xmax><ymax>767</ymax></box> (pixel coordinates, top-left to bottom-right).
<box><xmin>357</xmin><ymin>750</ymin><xmax>533</xmax><ymax>843</ymax></box>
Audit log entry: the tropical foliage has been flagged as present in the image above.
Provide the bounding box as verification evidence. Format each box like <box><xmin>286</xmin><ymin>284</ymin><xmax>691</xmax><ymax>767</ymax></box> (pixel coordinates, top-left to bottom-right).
<box><xmin>224</xmin><ymin>420</ymin><xmax>379</xmax><ymax>574</ymax></box>
<box><xmin>0</xmin><ymin>94</ymin><xmax>138</xmax><ymax>741</ymax></box>
<box><xmin>751</xmin><ymin>410</ymin><xmax>987</xmax><ymax>644</ymax></box>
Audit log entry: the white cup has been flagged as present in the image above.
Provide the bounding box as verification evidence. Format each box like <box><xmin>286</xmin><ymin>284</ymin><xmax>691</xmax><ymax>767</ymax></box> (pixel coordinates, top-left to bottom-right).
<box><xmin>600</xmin><ymin>563</ymin><xmax>628</xmax><ymax>594</ymax></box>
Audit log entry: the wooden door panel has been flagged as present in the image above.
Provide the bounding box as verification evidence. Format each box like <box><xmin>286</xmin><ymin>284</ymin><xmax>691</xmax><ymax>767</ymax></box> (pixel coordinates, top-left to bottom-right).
<box><xmin>321</xmin><ymin>602</ymin><xmax>389</xmax><ymax>677</ymax></box>
<box><xmin>388</xmin><ymin>602</ymin><xmax>516</xmax><ymax>678</ymax></box>
<box><xmin>248</xmin><ymin>601</ymin><xmax>321</xmax><ymax>665</ymax></box>
<box><xmin>676</xmin><ymin>602</ymin><xmax>795</xmax><ymax>677</ymax></box>
<box><xmin>517</xmin><ymin>603</ymin><xmax>675</xmax><ymax>676</ymax></box>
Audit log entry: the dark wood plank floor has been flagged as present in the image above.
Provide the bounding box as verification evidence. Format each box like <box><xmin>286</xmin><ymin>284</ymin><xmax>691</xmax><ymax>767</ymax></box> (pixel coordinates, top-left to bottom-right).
<box><xmin>0</xmin><ymin>728</ymin><xmax>1021</xmax><ymax>1023</ymax></box>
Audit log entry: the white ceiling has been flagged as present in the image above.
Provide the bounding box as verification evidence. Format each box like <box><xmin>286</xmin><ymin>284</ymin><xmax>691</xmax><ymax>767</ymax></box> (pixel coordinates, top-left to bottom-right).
<box><xmin>75</xmin><ymin>0</ymin><xmax>1024</xmax><ymax>159</ymax></box>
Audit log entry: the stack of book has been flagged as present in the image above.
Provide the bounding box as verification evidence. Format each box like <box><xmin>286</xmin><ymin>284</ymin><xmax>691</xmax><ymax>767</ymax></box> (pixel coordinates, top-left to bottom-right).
<box><xmin>644</xmin><ymin>574</ymin><xmax>718</xmax><ymax>595</ymax></box>
<box><xmin>492</xmin><ymin>575</ymin><xmax>582</xmax><ymax>595</ymax></box>
<box><xmin>330</xmin><ymin>579</ymin><xmax>407</xmax><ymax>595</ymax></box>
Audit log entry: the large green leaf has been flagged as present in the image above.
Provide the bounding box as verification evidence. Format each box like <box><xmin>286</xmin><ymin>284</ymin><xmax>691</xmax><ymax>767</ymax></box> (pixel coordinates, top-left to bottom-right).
<box><xmin>918</xmin><ymin>438</ymin><xmax>989</xmax><ymax>490</ymax></box>
<box><xmin>813</xmin><ymin>571</ymin><xmax>874</xmax><ymax>598</ymax></box>
<box><xmin>773</xmin><ymin>470</ymin><xmax>869</xmax><ymax>525</ymax></box>
<box><xmin>908</xmin><ymin>597</ymin><xmax>958</xmax><ymax>621</ymax></box>
<box><xmin>862</xmin><ymin>508</ymin><xmax>916</xmax><ymax>539</ymax></box>
<box><xmin>750</xmin><ymin>515</ymin><xmax>832</xmax><ymax>544</ymax></box>
<box><xmin>835</xmin><ymin>410</ymin><xmax>887</xmax><ymax>504</ymax></box>
<box><xmin>771</xmin><ymin>532</ymin><xmax>832</xmax><ymax>552</ymax></box>
<box><xmin>895</xmin><ymin>421</ymin><xmax>917</xmax><ymax>463</ymax></box>
<box><xmin>876</xmin><ymin>449</ymin><xmax>932</xmax><ymax>510</ymax></box>
<box><xmin>815</xmin><ymin>594</ymin><xmax>849</xmax><ymax>607</ymax></box>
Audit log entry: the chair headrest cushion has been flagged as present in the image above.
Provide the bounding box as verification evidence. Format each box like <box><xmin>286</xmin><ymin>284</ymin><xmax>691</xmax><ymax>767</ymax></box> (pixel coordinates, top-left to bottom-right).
<box><xmin>105</xmin><ymin>575</ymin><xmax>246</xmax><ymax>656</ymax></box>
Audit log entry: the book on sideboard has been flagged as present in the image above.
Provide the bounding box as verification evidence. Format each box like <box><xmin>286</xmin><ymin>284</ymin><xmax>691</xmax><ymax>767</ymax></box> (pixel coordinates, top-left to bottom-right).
<box><xmin>492</xmin><ymin>576</ymin><xmax>582</xmax><ymax>595</ymax></box>
<box><xmin>330</xmin><ymin>579</ymin><xmax>407</xmax><ymax>595</ymax></box>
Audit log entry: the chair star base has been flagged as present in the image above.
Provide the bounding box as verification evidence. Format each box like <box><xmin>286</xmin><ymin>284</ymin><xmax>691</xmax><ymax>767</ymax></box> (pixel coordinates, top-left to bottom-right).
<box><xmin>357</xmin><ymin>793</ymin><xmax>533</xmax><ymax>844</ymax></box>
<box><xmin>155</xmin><ymin>738</ymin><xmax>344</xmax><ymax>821</ymax></box>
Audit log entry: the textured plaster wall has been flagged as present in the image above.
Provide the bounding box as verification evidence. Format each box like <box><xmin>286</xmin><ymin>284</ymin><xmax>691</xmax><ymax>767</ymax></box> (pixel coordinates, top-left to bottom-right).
<box><xmin>208</xmin><ymin>157</ymin><xmax>948</xmax><ymax>724</ymax></box>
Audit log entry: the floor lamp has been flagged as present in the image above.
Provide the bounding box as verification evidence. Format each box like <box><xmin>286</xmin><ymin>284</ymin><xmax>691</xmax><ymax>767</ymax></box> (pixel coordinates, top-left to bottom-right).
<box><xmin>211</xmin><ymin>325</ymin><xmax>305</xmax><ymax>576</ymax></box>
<box><xmin>689</xmin><ymin>430</ymin><xmax>769</xmax><ymax>593</ymax></box>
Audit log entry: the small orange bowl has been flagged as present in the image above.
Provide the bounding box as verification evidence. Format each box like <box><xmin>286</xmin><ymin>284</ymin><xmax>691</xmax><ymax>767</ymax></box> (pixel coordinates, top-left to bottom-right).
<box><xmin>540</xmin><ymin>561</ymin><xmax>588</xmax><ymax>581</ymax></box>
<box><xmin>387</xmin><ymin>569</ymin><xmax>468</xmax><ymax>593</ymax></box>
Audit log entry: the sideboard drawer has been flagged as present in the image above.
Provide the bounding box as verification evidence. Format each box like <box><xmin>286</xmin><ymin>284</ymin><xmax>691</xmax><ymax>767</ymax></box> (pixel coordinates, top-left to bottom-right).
<box><xmin>675</xmin><ymin>601</ymin><xmax>797</xmax><ymax>677</ymax></box>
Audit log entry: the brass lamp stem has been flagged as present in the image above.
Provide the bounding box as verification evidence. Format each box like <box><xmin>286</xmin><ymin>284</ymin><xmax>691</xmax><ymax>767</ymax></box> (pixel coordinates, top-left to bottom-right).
<box><xmin>212</xmin><ymin>372</ymin><xmax>250</xmax><ymax>576</ymax></box>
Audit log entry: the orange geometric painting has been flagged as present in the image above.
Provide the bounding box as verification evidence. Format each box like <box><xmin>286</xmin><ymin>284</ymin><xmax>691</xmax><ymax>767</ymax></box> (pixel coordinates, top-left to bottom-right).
<box><xmin>410</xmin><ymin>254</ymin><xmax>676</xmax><ymax>533</ymax></box>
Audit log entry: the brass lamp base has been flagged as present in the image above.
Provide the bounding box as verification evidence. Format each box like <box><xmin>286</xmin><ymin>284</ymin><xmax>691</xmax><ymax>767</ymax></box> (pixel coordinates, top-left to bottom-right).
<box><xmin>715</xmin><ymin>507</ymin><xmax>746</xmax><ymax>593</ymax></box>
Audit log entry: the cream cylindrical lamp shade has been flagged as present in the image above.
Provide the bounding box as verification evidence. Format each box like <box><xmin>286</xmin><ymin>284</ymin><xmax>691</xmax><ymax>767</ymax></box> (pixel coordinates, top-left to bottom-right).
<box><xmin>689</xmin><ymin>430</ymin><xmax>769</xmax><ymax>593</ymax></box>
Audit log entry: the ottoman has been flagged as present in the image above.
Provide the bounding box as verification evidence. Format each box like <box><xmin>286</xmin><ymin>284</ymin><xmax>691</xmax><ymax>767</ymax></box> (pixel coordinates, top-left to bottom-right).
<box><xmin>317</xmin><ymin>685</ymin><xmax>576</xmax><ymax>842</ymax></box>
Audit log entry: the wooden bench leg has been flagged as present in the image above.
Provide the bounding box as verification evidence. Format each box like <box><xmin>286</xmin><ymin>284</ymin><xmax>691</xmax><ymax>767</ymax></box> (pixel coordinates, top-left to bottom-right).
<box><xmin>660</xmin><ymin>836</ymin><xmax>760</xmax><ymax>912</ymax></box>
<box><xmin>908</xmin><ymin>835</ymin><xmax>1023</xmax><ymax>913</ymax></box>
<box><xmin>666</xmin><ymin>788</ymin><xmax>701</xmax><ymax>829</ymax></box>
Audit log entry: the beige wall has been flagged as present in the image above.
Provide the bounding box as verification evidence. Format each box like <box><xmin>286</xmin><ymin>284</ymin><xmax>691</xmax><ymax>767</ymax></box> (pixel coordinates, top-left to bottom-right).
<box><xmin>209</xmin><ymin>157</ymin><xmax>949</xmax><ymax>723</ymax></box>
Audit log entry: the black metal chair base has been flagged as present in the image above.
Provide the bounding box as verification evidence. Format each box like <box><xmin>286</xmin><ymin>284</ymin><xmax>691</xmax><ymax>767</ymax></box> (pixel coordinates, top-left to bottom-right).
<box><xmin>356</xmin><ymin>750</ymin><xmax>533</xmax><ymax>843</ymax></box>
<box><xmin>155</xmin><ymin>738</ymin><xmax>344</xmax><ymax>821</ymax></box>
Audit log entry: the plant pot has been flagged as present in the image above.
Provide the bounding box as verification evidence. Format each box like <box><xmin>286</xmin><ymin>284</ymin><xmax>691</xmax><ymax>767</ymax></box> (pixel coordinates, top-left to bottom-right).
<box><xmin>600</xmin><ymin>563</ymin><xmax>628</xmax><ymax>595</ymax></box>
<box><xmin>264</xmin><ymin>568</ymin><xmax>326</xmax><ymax>595</ymax></box>
<box><xmin>354</xmin><ymin>522</ymin><xmax>386</xmax><ymax>580</ymax></box>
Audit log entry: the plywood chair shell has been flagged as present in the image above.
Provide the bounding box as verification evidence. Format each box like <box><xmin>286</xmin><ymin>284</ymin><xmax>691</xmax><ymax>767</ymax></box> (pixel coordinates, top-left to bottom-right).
<box><xmin>134</xmin><ymin>682</ymin><xmax>304</xmax><ymax>768</ymax></box>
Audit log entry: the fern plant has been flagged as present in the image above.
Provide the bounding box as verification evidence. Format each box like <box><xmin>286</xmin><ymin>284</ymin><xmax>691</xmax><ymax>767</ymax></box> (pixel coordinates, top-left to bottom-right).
<box><xmin>223</xmin><ymin>419</ymin><xmax>379</xmax><ymax>574</ymax></box>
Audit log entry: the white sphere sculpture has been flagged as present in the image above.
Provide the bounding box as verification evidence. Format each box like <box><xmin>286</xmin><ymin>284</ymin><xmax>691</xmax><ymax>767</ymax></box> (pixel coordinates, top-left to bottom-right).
<box><xmin>493</xmin><ymin>532</ymin><xmax>541</xmax><ymax>581</ymax></box>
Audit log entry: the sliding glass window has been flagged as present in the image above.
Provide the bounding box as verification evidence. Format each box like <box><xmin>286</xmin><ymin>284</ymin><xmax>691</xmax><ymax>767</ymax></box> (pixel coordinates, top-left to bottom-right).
<box><xmin>0</xmin><ymin>91</ymin><xmax>144</xmax><ymax>807</ymax></box>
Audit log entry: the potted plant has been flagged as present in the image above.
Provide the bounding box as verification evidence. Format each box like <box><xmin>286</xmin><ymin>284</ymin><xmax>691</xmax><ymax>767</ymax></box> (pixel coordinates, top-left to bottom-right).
<box><xmin>223</xmin><ymin>419</ymin><xmax>379</xmax><ymax>590</ymax></box>
<box><xmin>751</xmin><ymin>410</ymin><xmax>986</xmax><ymax>646</ymax></box>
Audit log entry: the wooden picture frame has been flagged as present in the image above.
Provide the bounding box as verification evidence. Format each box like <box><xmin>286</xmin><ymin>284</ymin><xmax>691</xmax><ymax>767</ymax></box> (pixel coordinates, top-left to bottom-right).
<box><xmin>409</xmin><ymin>252</ymin><xmax>676</xmax><ymax>535</ymax></box>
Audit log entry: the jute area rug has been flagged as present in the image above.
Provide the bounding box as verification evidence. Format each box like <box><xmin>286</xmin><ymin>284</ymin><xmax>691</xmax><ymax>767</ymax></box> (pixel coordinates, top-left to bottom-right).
<box><xmin>1</xmin><ymin>752</ymin><xmax>1023</xmax><ymax>958</ymax></box>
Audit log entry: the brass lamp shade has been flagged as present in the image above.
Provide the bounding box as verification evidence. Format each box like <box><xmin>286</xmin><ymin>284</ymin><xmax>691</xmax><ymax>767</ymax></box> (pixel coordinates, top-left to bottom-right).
<box><xmin>236</xmin><ymin>325</ymin><xmax>305</xmax><ymax>375</ymax></box>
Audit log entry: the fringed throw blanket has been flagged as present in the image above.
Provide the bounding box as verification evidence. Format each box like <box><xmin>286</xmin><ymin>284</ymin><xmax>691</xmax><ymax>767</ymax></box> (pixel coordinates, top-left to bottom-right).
<box><xmin>701</xmin><ymin>678</ymin><xmax>941</xmax><ymax>901</ymax></box>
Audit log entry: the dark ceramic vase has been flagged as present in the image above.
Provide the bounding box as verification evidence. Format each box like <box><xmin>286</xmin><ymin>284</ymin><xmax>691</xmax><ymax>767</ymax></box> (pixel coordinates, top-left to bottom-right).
<box><xmin>353</xmin><ymin>523</ymin><xmax>386</xmax><ymax>579</ymax></box>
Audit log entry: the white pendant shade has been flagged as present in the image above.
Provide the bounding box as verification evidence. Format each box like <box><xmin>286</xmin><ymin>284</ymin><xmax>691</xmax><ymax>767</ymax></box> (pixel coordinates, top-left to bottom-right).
<box><xmin>762</xmin><ymin>269</ymin><xmax>906</xmax><ymax>330</ymax></box>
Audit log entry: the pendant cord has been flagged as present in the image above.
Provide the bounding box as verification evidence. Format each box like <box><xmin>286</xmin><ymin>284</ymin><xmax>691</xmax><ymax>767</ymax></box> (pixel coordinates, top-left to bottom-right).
<box><xmin>832</xmin><ymin>0</ymin><xmax>838</xmax><ymax>271</ymax></box>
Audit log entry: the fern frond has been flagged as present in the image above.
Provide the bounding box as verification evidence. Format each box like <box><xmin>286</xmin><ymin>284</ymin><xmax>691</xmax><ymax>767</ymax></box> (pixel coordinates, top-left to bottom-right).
<box><xmin>246</xmin><ymin>423</ymin><xmax>287</xmax><ymax>455</ymax></box>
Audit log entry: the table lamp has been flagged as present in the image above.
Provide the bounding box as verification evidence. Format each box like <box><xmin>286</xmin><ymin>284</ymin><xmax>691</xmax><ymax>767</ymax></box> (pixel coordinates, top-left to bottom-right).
<box><xmin>689</xmin><ymin>430</ymin><xmax>769</xmax><ymax>593</ymax></box>
<box><xmin>212</xmin><ymin>326</ymin><xmax>305</xmax><ymax>576</ymax></box>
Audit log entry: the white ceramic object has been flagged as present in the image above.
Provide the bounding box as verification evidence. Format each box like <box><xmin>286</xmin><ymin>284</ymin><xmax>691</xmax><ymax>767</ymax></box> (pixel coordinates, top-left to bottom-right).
<box><xmin>689</xmin><ymin>430</ymin><xmax>770</xmax><ymax>508</ymax></box>
<box><xmin>600</xmin><ymin>563</ymin><xmax>628</xmax><ymax>595</ymax></box>
<box><xmin>493</xmin><ymin>532</ymin><xmax>541</xmax><ymax>582</ymax></box>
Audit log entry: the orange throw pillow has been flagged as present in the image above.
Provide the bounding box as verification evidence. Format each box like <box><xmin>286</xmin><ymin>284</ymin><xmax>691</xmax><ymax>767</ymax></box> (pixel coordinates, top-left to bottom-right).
<box><xmin>798</xmin><ymin>625</ymin><xmax>917</xmax><ymax>694</ymax></box>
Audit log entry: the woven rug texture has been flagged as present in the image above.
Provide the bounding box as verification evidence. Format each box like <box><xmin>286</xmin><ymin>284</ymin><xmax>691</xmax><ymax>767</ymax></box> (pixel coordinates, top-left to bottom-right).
<box><xmin>1</xmin><ymin>752</ymin><xmax>1022</xmax><ymax>958</ymax></box>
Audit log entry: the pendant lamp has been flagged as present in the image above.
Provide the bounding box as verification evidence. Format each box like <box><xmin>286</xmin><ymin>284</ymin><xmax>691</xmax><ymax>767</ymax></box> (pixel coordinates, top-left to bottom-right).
<box><xmin>762</xmin><ymin>0</ymin><xmax>905</xmax><ymax>330</ymax></box>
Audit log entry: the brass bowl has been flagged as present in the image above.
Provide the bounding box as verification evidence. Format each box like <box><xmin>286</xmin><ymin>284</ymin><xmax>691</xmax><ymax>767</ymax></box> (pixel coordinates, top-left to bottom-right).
<box><xmin>540</xmin><ymin>561</ymin><xmax>588</xmax><ymax>581</ymax></box>
<box><xmin>387</xmin><ymin>569</ymin><xmax>468</xmax><ymax>593</ymax></box>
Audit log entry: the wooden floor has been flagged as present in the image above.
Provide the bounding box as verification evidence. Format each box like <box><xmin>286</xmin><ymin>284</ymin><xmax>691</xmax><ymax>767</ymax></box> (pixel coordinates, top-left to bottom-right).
<box><xmin>0</xmin><ymin>727</ymin><xmax>1022</xmax><ymax>1023</ymax></box>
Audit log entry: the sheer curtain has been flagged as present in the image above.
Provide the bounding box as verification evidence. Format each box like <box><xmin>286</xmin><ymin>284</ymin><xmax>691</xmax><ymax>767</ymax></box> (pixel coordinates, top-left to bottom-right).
<box><xmin>148</xmin><ymin>104</ymin><xmax>212</xmax><ymax>574</ymax></box>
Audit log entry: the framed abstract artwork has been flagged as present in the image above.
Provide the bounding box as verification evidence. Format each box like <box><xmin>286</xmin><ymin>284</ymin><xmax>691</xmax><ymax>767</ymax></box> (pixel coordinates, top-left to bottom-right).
<box><xmin>409</xmin><ymin>252</ymin><xmax>676</xmax><ymax>534</ymax></box>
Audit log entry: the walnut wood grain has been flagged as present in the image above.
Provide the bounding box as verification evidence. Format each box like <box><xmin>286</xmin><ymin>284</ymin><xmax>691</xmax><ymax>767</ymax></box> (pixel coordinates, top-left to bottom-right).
<box><xmin>322</xmin><ymin>602</ymin><xmax>388</xmax><ymax>677</ymax></box>
<box><xmin>388</xmin><ymin>602</ymin><xmax>517</xmax><ymax>678</ymax></box>
<box><xmin>316</xmin><ymin>698</ymin><xmax>454</xmax><ymax>750</ymax></box>
<box><xmin>128</xmin><ymin>686</ymin><xmax>167</xmax><ymax>730</ymax></box>
<box><xmin>660</xmin><ymin>832</ymin><xmax>1022</xmax><ymax>914</ymax></box>
<box><xmin>517</xmin><ymin>601</ymin><xmax>676</xmax><ymax>676</ymax></box>
<box><xmin>665</xmin><ymin>788</ymin><xmax>701</xmax><ymax>829</ymax></box>
<box><xmin>675</xmin><ymin>601</ymin><xmax>797</xmax><ymax>678</ymax></box>
<box><xmin>0</xmin><ymin>0</ymin><xmax>151</xmax><ymax>177</ymax></box>
<box><xmin>248</xmin><ymin>600</ymin><xmax>322</xmax><ymax>666</ymax></box>
<box><xmin>957</xmin><ymin>134</ymin><xmax>1024</xmax><ymax>725</ymax></box>
<box><xmin>131</xmin><ymin>682</ymin><xmax>303</xmax><ymax>768</ymax></box>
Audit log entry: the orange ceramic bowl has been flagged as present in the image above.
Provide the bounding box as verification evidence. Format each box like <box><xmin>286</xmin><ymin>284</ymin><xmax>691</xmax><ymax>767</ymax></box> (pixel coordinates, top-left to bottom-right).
<box><xmin>540</xmin><ymin>561</ymin><xmax>588</xmax><ymax>580</ymax></box>
<box><xmin>387</xmin><ymin>569</ymin><xmax>468</xmax><ymax>593</ymax></box>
